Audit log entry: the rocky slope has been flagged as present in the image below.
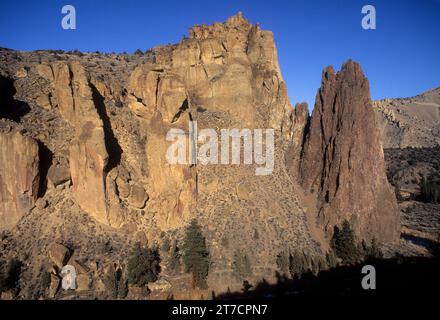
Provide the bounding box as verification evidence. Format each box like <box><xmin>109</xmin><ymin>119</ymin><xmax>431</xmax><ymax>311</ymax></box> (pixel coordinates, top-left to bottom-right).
<box><xmin>0</xmin><ymin>13</ymin><xmax>403</xmax><ymax>299</ymax></box>
<box><xmin>374</xmin><ymin>87</ymin><xmax>440</xmax><ymax>148</ymax></box>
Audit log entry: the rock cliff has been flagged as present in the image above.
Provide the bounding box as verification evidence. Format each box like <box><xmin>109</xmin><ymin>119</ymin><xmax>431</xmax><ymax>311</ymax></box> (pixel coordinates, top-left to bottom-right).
<box><xmin>299</xmin><ymin>60</ymin><xmax>400</xmax><ymax>242</ymax></box>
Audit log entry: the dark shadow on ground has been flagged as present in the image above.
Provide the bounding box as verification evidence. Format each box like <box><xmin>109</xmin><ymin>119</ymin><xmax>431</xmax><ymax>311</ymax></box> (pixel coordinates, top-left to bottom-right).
<box><xmin>216</xmin><ymin>254</ymin><xmax>440</xmax><ymax>299</ymax></box>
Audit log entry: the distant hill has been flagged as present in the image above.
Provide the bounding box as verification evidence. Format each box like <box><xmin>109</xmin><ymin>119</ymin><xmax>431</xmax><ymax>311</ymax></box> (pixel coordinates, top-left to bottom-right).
<box><xmin>374</xmin><ymin>87</ymin><xmax>440</xmax><ymax>148</ymax></box>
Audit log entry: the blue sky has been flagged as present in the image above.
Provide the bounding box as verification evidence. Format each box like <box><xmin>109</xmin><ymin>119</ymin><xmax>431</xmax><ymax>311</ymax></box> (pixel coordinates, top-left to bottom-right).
<box><xmin>0</xmin><ymin>0</ymin><xmax>439</xmax><ymax>107</ymax></box>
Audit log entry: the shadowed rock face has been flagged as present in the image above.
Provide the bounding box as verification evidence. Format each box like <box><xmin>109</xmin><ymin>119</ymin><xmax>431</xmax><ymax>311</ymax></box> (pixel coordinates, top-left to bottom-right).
<box><xmin>299</xmin><ymin>60</ymin><xmax>400</xmax><ymax>242</ymax></box>
<box><xmin>0</xmin><ymin>131</ymin><xmax>39</xmax><ymax>231</ymax></box>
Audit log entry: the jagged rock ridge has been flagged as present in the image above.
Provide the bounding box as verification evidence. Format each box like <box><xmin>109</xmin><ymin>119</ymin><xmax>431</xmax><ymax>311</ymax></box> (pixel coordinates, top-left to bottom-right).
<box><xmin>299</xmin><ymin>60</ymin><xmax>400</xmax><ymax>242</ymax></box>
<box><xmin>0</xmin><ymin>13</ymin><xmax>401</xmax><ymax>298</ymax></box>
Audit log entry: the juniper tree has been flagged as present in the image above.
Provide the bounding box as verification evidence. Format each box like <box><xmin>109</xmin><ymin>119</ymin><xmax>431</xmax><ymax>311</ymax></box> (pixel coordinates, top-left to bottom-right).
<box><xmin>168</xmin><ymin>240</ymin><xmax>181</xmax><ymax>273</ymax></box>
<box><xmin>331</xmin><ymin>220</ymin><xmax>360</xmax><ymax>264</ymax></box>
<box><xmin>233</xmin><ymin>251</ymin><xmax>252</xmax><ymax>279</ymax></box>
<box><xmin>127</xmin><ymin>243</ymin><xmax>161</xmax><ymax>287</ymax></box>
<box><xmin>182</xmin><ymin>220</ymin><xmax>210</xmax><ymax>289</ymax></box>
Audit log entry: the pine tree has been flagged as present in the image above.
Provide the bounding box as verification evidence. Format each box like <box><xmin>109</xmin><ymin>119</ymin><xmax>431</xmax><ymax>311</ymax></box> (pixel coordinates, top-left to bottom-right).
<box><xmin>127</xmin><ymin>243</ymin><xmax>161</xmax><ymax>287</ymax></box>
<box><xmin>331</xmin><ymin>220</ymin><xmax>360</xmax><ymax>264</ymax></box>
<box><xmin>182</xmin><ymin>220</ymin><xmax>210</xmax><ymax>289</ymax></box>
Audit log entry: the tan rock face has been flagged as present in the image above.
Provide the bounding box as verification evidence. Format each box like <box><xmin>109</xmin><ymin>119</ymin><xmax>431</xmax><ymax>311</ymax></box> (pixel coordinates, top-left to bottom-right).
<box><xmin>123</xmin><ymin>12</ymin><xmax>295</xmax><ymax>231</ymax></box>
<box><xmin>0</xmin><ymin>132</ymin><xmax>39</xmax><ymax>231</ymax></box>
<box><xmin>50</xmin><ymin>61</ymin><xmax>113</xmax><ymax>226</ymax></box>
<box><xmin>145</xmin><ymin>112</ymin><xmax>197</xmax><ymax>230</ymax></box>
<box><xmin>299</xmin><ymin>60</ymin><xmax>400</xmax><ymax>242</ymax></box>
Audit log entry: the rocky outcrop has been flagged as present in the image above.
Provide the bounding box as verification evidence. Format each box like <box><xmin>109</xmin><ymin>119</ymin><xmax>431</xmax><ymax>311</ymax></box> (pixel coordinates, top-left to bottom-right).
<box><xmin>299</xmin><ymin>60</ymin><xmax>400</xmax><ymax>242</ymax></box>
<box><xmin>0</xmin><ymin>131</ymin><xmax>39</xmax><ymax>231</ymax></box>
<box><xmin>124</xmin><ymin>12</ymin><xmax>295</xmax><ymax>230</ymax></box>
<box><xmin>55</xmin><ymin>62</ymin><xmax>111</xmax><ymax>225</ymax></box>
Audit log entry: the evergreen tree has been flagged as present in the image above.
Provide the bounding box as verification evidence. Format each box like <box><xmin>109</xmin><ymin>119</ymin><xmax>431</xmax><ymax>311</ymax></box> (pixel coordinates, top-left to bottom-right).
<box><xmin>182</xmin><ymin>220</ymin><xmax>210</xmax><ymax>289</ymax></box>
<box><xmin>364</xmin><ymin>238</ymin><xmax>383</xmax><ymax>259</ymax></box>
<box><xmin>168</xmin><ymin>240</ymin><xmax>181</xmax><ymax>273</ymax></box>
<box><xmin>233</xmin><ymin>252</ymin><xmax>252</xmax><ymax>279</ymax></box>
<box><xmin>127</xmin><ymin>243</ymin><xmax>161</xmax><ymax>287</ymax></box>
<box><xmin>0</xmin><ymin>258</ymin><xmax>22</xmax><ymax>292</ymax></box>
<box><xmin>289</xmin><ymin>251</ymin><xmax>305</xmax><ymax>279</ymax></box>
<box><xmin>331</xmin><ymin>220</ymin><xmax>360</xmax><ymax>264</ymax></box>
<box><xmin>276</xmin><ymin>251</ymin><xmax>289</xmax><ymax>275</ymax></box>
<box><xmin>325</xmin><ymin>250</ymin><xmax>338</xmax><ymax>269</ymax></box>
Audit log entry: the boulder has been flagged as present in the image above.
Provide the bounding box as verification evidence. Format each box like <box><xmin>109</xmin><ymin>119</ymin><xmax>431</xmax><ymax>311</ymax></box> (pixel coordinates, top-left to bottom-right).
<box><xmin>48</xmin><ymin>243</ymin><xmax>70</xmax><ymax>268</ymax></box>
<box><xmin>15</xmin><ymin>67</ymin><xmax>27</xmax><ymax>78</ymax></box>
<box><xmin>47</xmin><ymin>162</ymin><xmax>70</xmax><ymax>188</ymax></box>
<box><xmin>129</xmin><ymin>184</ymin><xmax>149</xmax><ymax>209</ymax></box>
<box><xmin>76</xmin><ymin>274</ymin><xmax>92</xmax><ymax>291</ymax></box>
<box><xmin>116</xmin><ymin>177</ymin><xmax>130</xmax><ymax>198</ymax></box>
<box><xmin>35</xmin><ymin>198</ymin><xmax>48</xmax><ymax>210</ymax></box>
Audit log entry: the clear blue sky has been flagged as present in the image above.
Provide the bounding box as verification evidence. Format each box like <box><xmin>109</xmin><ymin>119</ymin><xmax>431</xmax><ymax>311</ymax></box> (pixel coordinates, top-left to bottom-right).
<box><xmin>0</xmin><ymin>0</ymin><xmax>439</xmax><ymax>107</ymax></box>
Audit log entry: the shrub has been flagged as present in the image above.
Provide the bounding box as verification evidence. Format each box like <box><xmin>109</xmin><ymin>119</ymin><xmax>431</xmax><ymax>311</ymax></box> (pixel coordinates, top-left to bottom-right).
<box><xmin>127</xmin><ymin>243</ymin><xmax>161</xmax><ymax>287</ymax></box>
<box><xmin>420</xmin><ymin>176</ymin><xmax>440</xmax><ymax>203</ymax></box>
<box><xmin>103</xmin><ymin>268</ymin><xmax>119</xmax><ymax>299</ymax></box>
<box><xmin>0</xmin><ymin>258</ymin><xmax>22</xmax><ymax>292</ymax></box>
<box><xmin>289</xmin><ymin>251</ymin><xmax>307</xmax><ymax>279</ymax></box>
<box><xmin>168</xmin><ymin>240</ymin><xmax>181</xmax><ymax>273</ymax></box>
<box><xmin>182</xmin><ymin>220</ymin><xmax>210</xmax><ymax>289</ymax></box>
<box><xmin>161</xmin><ymin>236</ymin><xmax>171</xmax><ymax>253</ymax></box>
<box><xmin>325</xmin><ymin>250</ymin><xmax>338</xmax><ymax>269</ymax></box>
<box><xmin>276</xmin><ymin>251</ymin><xmax>289</xmax><ymax>275</ymax></box>
<box><xmin>233</xmin><ymin>252</ymin><xmax>251</xmax><ymax>279</ymax></box>
<box><xmin>362</xmin><ymin>238</ymin><xmax>383</xmax><ymax>259</ymax></box>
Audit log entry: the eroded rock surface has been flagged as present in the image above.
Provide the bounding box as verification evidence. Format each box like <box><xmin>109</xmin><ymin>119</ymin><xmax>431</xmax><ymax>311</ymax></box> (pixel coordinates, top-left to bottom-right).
<box><xmin>0</xmin><ymin>131</ymin><xmax>39</xmax><ymax>231</ymax></box>
<box><xmin>299</xmin><ymin>60</ymin><xmax>400</xmax><ymax>242</ymax></box>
